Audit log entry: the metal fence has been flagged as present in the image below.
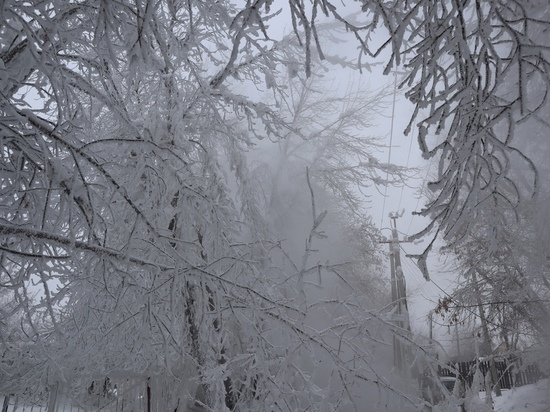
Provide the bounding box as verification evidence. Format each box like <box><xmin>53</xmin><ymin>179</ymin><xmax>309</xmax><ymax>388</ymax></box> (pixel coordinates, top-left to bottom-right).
<box><xmin>438</xmin><ymin>355</ymin><xmax>546</xmax><ymax>390</ymax></box>
<box><xmin>3</xmin><ymin>356</ymin><xmax>545</xmax><ymax>410</ymax></box>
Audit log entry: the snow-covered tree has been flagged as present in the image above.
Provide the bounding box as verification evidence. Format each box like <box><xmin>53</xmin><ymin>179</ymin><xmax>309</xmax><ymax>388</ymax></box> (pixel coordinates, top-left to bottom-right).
<box><xmin>247</xmin><ymin>67</ymin><xmax>399</xmax><ymax>302</ymax></box>
<box><xmin>277</xmin><ymin>0</ymin><xmax>550</xmax><ymax>276</ymax></box>
<box><xmin>1</xmin><ymin>1</ymin><xmax>303</xmax><ymax>408</ymax></box>
<box><xmin>0</xmin><ymin>2</ymin><xmax>418</xmax><ymax>410</ymax></box>
<box><xmin>439</xmin><ymin>112</ymin><xmax>550</xmax><ymax>373</ymax></box>
<box><xmin>3</xmin><ymin>0</ymin><xmax>550</xmax><ymax>409</ymax></box>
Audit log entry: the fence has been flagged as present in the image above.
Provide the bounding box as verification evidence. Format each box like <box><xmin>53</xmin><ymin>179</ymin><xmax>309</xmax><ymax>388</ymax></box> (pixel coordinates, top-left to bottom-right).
<box><xmin>0</xmin><ymin>375</ymin><xmax>206</xmax><ymax>412</ymax></box>
<box><xmin>1</xmin><ymin>378</ymin><xmax>150</xmax><ymax>412</ymax></box>
<box><xmin>3</xmin><ymin>356</ymin><xmax>545</xmax><ymax>410</ymax></box>
<box><xmin>438</xmin><ymin>355</ymin><xmax>546</xmax><ymax>390</ymax></box>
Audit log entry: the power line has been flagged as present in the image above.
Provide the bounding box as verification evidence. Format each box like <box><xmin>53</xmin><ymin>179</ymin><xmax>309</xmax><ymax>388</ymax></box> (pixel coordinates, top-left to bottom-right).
<box><xmin>405</xmin><ymin>157</ymin><xmax>433</xmax><ymax>235</ymax></box>
<box><xmin>380</xmin><ymin>72</ymin><xmax>398</xmax><ymax>230</ymax></box>
<box><xmin>399</xmin><ymin>251</ymin><xmax>528</xmax><ymax>335</ymax></box>
<box><xmin>397</xmin><ymin>125</ymin><xmax>415</xmax><ymax>212</ymax></box>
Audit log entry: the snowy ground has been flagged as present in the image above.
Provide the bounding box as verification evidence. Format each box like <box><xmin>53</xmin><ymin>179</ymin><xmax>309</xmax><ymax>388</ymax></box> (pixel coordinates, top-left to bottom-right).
<box><xmin>465</xmin><ymin>379</ymin><xmax>550</xmax><ymax>412</ymax></box>
<box><xmin>491</xmin><ymin>379</ymin><xmax>550</xmax><ymax>412</ymax></box>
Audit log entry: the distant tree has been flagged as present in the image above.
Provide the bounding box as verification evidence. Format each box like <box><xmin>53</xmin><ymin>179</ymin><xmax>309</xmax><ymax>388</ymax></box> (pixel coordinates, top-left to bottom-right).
<box><xmin>248</xmin><ymin>67</ymin><xmax>397</xmax><ymax>302</ymax></box>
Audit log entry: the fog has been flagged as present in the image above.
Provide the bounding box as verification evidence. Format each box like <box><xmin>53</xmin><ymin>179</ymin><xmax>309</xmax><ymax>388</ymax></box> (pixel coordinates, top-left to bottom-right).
<box><xmin>1</xmin><ymin>2</ymin><xmax>549</xmax><ymax>411</ymax></box>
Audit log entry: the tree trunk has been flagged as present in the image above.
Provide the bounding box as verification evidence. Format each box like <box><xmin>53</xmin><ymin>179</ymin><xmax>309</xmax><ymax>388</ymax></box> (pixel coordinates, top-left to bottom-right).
<box><xmin>472</xmin><ymin>270</ymin><xmax>502</xmax><ymax>397</ymax></box>
<box><xmin>47</xmin><ymin>385</ymin><xmax>58</xmax><ymax>412</ymax></box>
<box><xmin>147</xmin><ymin>378</ymin><xmax>152</xmax><ymax>412</ymax></box>
<box><xmin>1</xmin><ymin>395</ymin><xmax>10</xmax><ymax>412</ymax></box>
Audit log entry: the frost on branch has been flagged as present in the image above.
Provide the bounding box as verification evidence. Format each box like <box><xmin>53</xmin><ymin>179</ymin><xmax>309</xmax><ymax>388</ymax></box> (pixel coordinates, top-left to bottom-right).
<box><xmin>285</xmin><ymin>0</ymin><xmax>549</xmax><ymax>276</ymax></box>
<box><xmin>0</xmin><ymin>1</ymin><xmax>421</xmax><ymax>410</ymax></box>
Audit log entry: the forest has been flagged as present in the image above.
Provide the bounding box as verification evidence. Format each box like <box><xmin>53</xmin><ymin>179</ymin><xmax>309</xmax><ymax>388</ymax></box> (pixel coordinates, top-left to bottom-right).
<box><xmin>0</xmin><ymin>1</ymin><xmax>549</xmax><ymax>411</ymax></box>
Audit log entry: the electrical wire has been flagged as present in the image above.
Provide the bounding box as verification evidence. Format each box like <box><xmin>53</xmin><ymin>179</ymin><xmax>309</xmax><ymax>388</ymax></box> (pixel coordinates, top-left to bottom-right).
<box><xmin>397</xmin><ymin>124</ymin><xmax>415</xmax><ymax>212</ymax></box>
<box><xmin>399</xmin><ymin>249</ymin><xmax>529</xmax><ymax>335</ymax></box>
<box><xmin>406</xmin><ymin>155</ymin><xmax>434</xmax><ymax>235</ymax></box>
<box><xmin>380</xmin><ymin>71</ymin><xmax>398</xmax><ymax>230</ymax></box>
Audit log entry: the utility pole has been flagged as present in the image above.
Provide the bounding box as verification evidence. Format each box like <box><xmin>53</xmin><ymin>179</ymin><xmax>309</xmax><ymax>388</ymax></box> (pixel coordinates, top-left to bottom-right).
<box><xmin>428</xmin><ymin>311</ymin><xmax>433</xmax><ymax>342</ymax></box>
<box><xmin>427</xmin><ymin>310</ymin><xmax>439</xmax><ymax>360</ymax></box>
<box><xmin>381</xmin><ymin>212</ymin><xmax>412</xmax><ymax>372</ymax></box>
<box><xmin>455</xmin><ymin>322</ymin><xmax>461</xmax><ymax>360</ymax></box>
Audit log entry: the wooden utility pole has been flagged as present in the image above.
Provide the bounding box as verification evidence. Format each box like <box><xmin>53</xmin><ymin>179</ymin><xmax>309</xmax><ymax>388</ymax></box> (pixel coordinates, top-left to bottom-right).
<box><xmin>381</xmin><ymin>212</ymin><xmax>412</xmax><ymax>371</ymax></box>
<box><xmin>47</xmin><ymin>384</ymin><xmax>58</xmax><ymax>412</ymax></box>
<box><xmin>455</xmin><ymin>322</ymin><xmax>461</xmax><ymax>359</ymax></box>
<box><xmin>428</xmin><ymin>311</ymin><xmax>433</xmax><ymax>342</ymax></box>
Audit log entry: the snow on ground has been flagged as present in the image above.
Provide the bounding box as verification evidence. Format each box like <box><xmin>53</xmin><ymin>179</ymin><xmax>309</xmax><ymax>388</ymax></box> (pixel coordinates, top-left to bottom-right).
<box><xmin>485</xmin><ymin>379</ymin><xmax>549</xmax><ymax>412</ymax></box>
